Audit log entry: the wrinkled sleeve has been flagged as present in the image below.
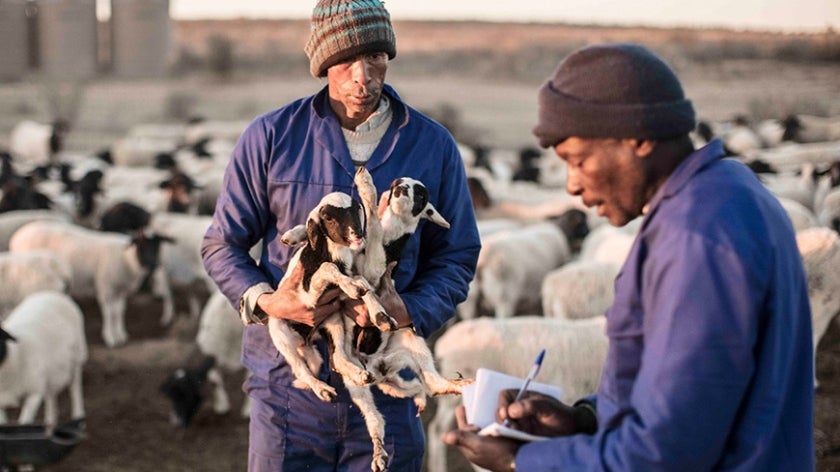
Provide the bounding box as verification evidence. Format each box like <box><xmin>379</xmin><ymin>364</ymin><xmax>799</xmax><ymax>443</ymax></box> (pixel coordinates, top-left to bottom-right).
<box><xmin>400</xmin><ymin>138</ymin><xmax>480</xmax><ymax>337</ymax></box>
<box><xmin>201</xmin><ymin>118</ymin><xmax>276</xmax><ymax>311</ymax></box>
<box><xmin>517</xmin><ymin>230</ymin><xmax>762</xmax><ymax>471</ymax></box>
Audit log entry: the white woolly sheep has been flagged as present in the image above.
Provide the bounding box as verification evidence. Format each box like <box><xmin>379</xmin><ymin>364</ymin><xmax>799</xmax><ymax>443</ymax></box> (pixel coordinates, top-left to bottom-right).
<box><xmin>9</xmin><ymin>120</ymin><xmax>66</xmax><ymax>169</ymax></box>
<box><xmin>456</xmin><ymin>218</ymin><xmax>524</xmax><ymax>321</ymax></box>
<box><xmin>0</xmin><ymin>209</ymin><xmax>71</xmax><ymax>251</ymax></box>
<box><xmin>184</xmin><ymin>118</ymin><xmax>251</xmax><ymax>146</ymax></box>
<box><xmin>541</xmin><ymin>260</ymin><xmax>621</xmax><ymax>320</ymax></box>
<box><xmin>426</xmin><ymin>315</ymin><xmax>608</xmax><ymax>472</ymax></box>
<box><xmin>474</xmin><ymin>220</ymin><xmax>574</xmax><ymax>318</ymax></box>
<box><xmin>760</xmin><ymin>161</ymin><xmax>819</xmax><ymax>211</ymax></box>
<box><xmin>756</xmin><ymin>141</ymin><xmax>840</xmax><ymax>170</ymax></box>
<box><xmin>0</xmin><ymin>250</ymin><xmax>72</xmax><ymax>320</ymax></box>
<box><xmin>785</xmin><ymin>114</ymin><xmax>840</xmax><ymax>143</ymax></box>
<box><xmin>148</xmin><ymin>212</ymin><xmax>216</xmax><ymax>319</ymax></box>
<box><xmin>9</xmin><ymin>220</ymin><xmax>173</xmax><ymax>348</ymax></box>
<box><xmin>777</xmin><ymin>196</ymin><xmax>818</xmax><ymax>232</ymax></box>
<box><xmin>796</xmin><ymin>227</ymin><xmax>840</xmax><ymax>389</ymax></box>
<box><xmin>818</xmin><ymin>188</ymin><xmax>840</xmax><ymax>233</ymax></box>
<box><xmin>578</xmin><ymin>217</ymin><xmax>641</xmax><ymax>265</ymax></box>
<box><xmin>0</xmin><ymin>291</ymin><xmax>87</xmax><ymax>430</ymax></box>
<box><xmin>109</xmin><ymin>135</ymin><xmax>180</xmax><ymax>168</ymax></box>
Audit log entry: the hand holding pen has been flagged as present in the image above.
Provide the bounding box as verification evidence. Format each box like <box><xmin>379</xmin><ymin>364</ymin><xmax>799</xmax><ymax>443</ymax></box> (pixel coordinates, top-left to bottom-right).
<box><xmin>503</xmin><ymin>348</ymin><xmax>546</xmax><ymax>427</ymax></box>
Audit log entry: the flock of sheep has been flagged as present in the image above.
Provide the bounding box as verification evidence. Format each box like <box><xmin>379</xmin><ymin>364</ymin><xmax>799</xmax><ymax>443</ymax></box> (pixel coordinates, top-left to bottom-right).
<box><xmin>1</xmin><ymin>110</ymin><xmax>840</xmax><ymax>471</ymax></box>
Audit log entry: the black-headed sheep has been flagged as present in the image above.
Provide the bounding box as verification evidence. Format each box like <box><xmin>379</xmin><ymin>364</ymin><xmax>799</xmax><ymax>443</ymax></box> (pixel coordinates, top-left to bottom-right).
<box><xmin>9</xmin><ymin>220</ymin><xmax>173</xmax><ymax>347</ymax></box>
<box><xmin>0</xmin><ymin>291</ymin><xmax>87</xmax><ymax>431</ymax></box>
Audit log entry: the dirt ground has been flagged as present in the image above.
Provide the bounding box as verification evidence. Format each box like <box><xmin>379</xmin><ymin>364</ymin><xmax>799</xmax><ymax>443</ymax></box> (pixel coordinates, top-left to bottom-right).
<box><xmin>0</xmin><ymin>286</ymin><xmax>828</xmax><ymax>472</ymax></box>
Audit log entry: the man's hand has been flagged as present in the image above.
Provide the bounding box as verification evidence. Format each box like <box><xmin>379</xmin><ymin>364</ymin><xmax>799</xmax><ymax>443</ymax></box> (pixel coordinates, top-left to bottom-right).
<box><xmin>343</xmin><ymin>262</ymin><xmax>412</xmax><ymax>328</ymax></box>
<box><xmin>257</xmin><ymin>264</ymin><xmax>341</xmax><ymax>326</ymax></box>
<box><xmin>496</xmin><ymin>390</ymin><xmax>582</xmax><ymax>437</ymax></box>
<box><xmin>443</xmin><ymin>405</ymin><xmax>520</xmax><ymax>472</ymax></box>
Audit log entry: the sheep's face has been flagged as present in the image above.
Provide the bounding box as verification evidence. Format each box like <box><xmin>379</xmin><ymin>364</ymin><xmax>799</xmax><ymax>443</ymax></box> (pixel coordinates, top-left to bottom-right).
<box><xmin>387</xmin><ymin>178</ymin><xmax>450</xmax><ymax>229</ymax></box>
<box><xmin>132</xmin><ymin>232</ymin><xmax>176</xmax><ymax>270</ymax></box>
<box><xmin>160</xmin><ymin>172</ymin><xmax>201</xmax><ymax>213</ymax></box>
<box><xmin>549</xmin><ymin>208</ymin><xmax>590</xmax><ymax>253</ymax></box>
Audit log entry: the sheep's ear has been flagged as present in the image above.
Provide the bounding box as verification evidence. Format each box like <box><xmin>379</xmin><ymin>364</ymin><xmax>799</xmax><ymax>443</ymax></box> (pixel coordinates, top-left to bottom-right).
<box><xmin>306</xmin><ymin>218</ymin><xmax>322</xmax><ymax>249</ymax></box>
<box><xmin>0</xmin><ymin>328</ymin><xmax>16</xmax><ymax>343</ymax></box>
<box><xmin>422</xmin><ymin>202</ymin><xmax>450</xmax><ymax>229</ymax></box>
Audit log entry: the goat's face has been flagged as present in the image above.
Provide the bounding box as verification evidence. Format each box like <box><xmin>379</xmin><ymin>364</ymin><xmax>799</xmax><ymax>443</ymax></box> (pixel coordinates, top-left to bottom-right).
<box><xmin>385</xmin><ymin>178</ymin><xmax>450</xmax><ymax>229</ymax></box>
<box><xmin>306</xmin><ymin>192</ymin><xmax>366</xmax><ymax>251</ymax></box>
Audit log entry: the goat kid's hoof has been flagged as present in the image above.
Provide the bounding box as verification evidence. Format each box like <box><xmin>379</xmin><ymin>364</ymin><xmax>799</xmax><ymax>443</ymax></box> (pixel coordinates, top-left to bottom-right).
<box><xmin>373</xmin><ymin>312</ymin><xmax>398</xmax><ymax>331</ymax></box>
<box><xmin>313</xmin><ymin>385</ymin><xmax>338</xmax><ymax>402</ymax></box>
<box><xmin>355</xmin><ymin>370</ymin><xmax>376</xmax><ymax>386</ymax></box>
<box><xmin>371</xmin><ymin>440</ymin><xmax>388</xmax><ymax>472</ymax></box>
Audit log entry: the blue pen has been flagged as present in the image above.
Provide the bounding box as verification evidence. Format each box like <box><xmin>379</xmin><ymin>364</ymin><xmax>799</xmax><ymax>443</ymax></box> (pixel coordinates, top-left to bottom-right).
<box><xmin>503</xmin><ymin>348</ymin><xmax>546</xmax><ymax>427</ymax></box>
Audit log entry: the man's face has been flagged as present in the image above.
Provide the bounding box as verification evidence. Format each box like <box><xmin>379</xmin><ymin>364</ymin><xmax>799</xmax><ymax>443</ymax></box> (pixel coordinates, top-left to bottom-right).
<box><xmin>554</xmin><ymin>137</ymin><xmax>648</xmax><ymax>227</ymax></box>
<box><xmin>327</xmin><ymin>52</ymin><xmax>388</xmax><ymax>129</ymax></box>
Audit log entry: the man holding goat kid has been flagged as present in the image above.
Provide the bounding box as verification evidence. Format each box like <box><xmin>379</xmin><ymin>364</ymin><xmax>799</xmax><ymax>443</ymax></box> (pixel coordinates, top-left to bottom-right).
<box><xmin>200</xmin><ymin>1</ymin><xmax>480</xmax><ymax>471</ymax></box>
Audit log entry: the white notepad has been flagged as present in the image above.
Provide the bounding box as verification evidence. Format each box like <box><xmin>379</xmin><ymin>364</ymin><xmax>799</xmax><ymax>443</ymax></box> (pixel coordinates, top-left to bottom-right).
<box><xmin>462</xmin><ymin>367</ymin><xmax>563</xmax><ymax>442</ymax></box>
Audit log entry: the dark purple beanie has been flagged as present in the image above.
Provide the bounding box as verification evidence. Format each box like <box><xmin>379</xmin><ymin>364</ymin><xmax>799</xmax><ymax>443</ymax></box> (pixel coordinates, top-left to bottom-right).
<box><xmin>532</xmin><ymin>43</ymin><xmax>696</xmax><ymax>148</ymax></box>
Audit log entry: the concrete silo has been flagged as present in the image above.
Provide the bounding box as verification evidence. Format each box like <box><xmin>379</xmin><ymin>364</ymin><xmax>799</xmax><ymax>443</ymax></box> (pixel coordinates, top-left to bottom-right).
<box><xmin>0</xmin><ymin>0</ymin><xmax>30</xmax><ymax>81</ymax></box>
<box><xmin>110</xmin><ymin>0</ymin><xmax>171</xmax><ymax>78</ymax></box>
<box><xmin>37</xmin><ymin>0</ymin><xmax>98</xmax><ymax>78</ymax></box>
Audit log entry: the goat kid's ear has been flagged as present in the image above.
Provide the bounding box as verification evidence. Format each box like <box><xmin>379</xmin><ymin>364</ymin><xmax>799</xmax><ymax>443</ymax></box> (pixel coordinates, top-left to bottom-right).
<box><xmin>306</xmin><ymin>218</ymin><xmax>322</xmax><ymax>249</ymax></box>
<box><xmin>422</xmin><ymin>202</ymin><xmax>450</xmax><ymax>229</ymax></box>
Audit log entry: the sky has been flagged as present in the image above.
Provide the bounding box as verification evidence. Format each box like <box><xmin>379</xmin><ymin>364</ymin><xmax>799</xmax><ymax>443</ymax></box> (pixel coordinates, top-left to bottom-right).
<box><xmin>146</xmin><ymin>0</ymin><xmax>840</xmax><ymax>33</ymax></box>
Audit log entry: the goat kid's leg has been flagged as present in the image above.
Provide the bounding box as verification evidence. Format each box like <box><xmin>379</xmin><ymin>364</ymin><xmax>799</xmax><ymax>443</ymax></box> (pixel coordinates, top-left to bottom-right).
<box><xmin>374</xmin><ymin>376</ymin><xmax>428</xmax><ymax>414</ymax></box>
<box><xmin>346</xmin><ymin>384</ymin><xmax>388</xmax><ymax>472</ymax></box>
<box><xmin>385</xmin><ymin>331</ymin><xmax>474</xmax><ymax>396</ymax></box>
<box><xmin>280</xmin><ymin>224</ymin><xmax>306</xmax><ymax>246</ymax></box>
<box><xmin>267</xmin><ymin>319</ymin><xmax>336</xmax><ymax>402</ymax></box>
<box><xmin>310</xmin><ymin>264</ymin><xmax>396</xmax><ymax>331</ymax></box>
<box><xmin>354</xmin><ymin>167</ymin><xmax>387</xmax><ymax>285</ymax></box>
<box><xmin>320</xmin><ymin>314</ymin><xmax>374</xmax><ymax>386</ymax></box>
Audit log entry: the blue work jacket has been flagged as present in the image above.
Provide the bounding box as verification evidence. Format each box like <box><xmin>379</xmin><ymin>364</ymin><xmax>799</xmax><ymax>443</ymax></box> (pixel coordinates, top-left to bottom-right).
<box><xmin>201</xmin><ymin>84</ymin><xmax>480</xmax><ymax>384</ymax></box>
<box><xmin>519</xmin><ymin>140</ymin><xmax>815</xmax><ymax>471</ymax></box>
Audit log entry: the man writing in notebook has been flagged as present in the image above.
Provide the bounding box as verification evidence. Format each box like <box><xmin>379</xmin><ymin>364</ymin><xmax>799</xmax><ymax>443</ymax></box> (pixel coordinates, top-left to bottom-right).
<box><xmin>443</xmin><ymin>42</ymin><xmax>815</xmax><ymax>471</ymax></box>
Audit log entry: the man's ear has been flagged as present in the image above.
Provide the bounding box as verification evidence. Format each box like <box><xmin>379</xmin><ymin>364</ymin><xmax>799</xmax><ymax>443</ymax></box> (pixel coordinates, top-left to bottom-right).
<box><xmin>631</xmin><ymin>139</ymin><xmax>656</xmax><ymax>158</ymax></box>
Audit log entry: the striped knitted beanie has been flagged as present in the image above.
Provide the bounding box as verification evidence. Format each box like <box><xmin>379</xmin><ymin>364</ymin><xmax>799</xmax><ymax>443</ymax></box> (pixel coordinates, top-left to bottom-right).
<box><xmin>533</xmin><ymin>43</ymin><xmax>696</xmax><ymax>147</ymax></box>
<box><xmin>304</xmin><ymin>0</ymin><xmax>397</xmax><ymax>78</ymax></box>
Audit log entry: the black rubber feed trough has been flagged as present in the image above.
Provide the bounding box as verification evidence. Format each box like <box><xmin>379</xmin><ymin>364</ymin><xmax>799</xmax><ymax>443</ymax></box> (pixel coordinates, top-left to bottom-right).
<box><xmin>0</xmin><ymin>418</ymin><xmax>85</xmax><ymax>469</ymax></box>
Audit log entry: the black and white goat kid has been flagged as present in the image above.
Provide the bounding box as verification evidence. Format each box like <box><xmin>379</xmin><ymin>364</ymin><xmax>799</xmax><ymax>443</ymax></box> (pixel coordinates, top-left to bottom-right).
<box><xmin>268</xmin><ymin>177</ymin><xmax>397</xmax><ymax>405</ymax></box>
<box><xmin>279</xmin><ymin>168</ymin><xmax>472</xmax><ymax>472</ymax></box>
